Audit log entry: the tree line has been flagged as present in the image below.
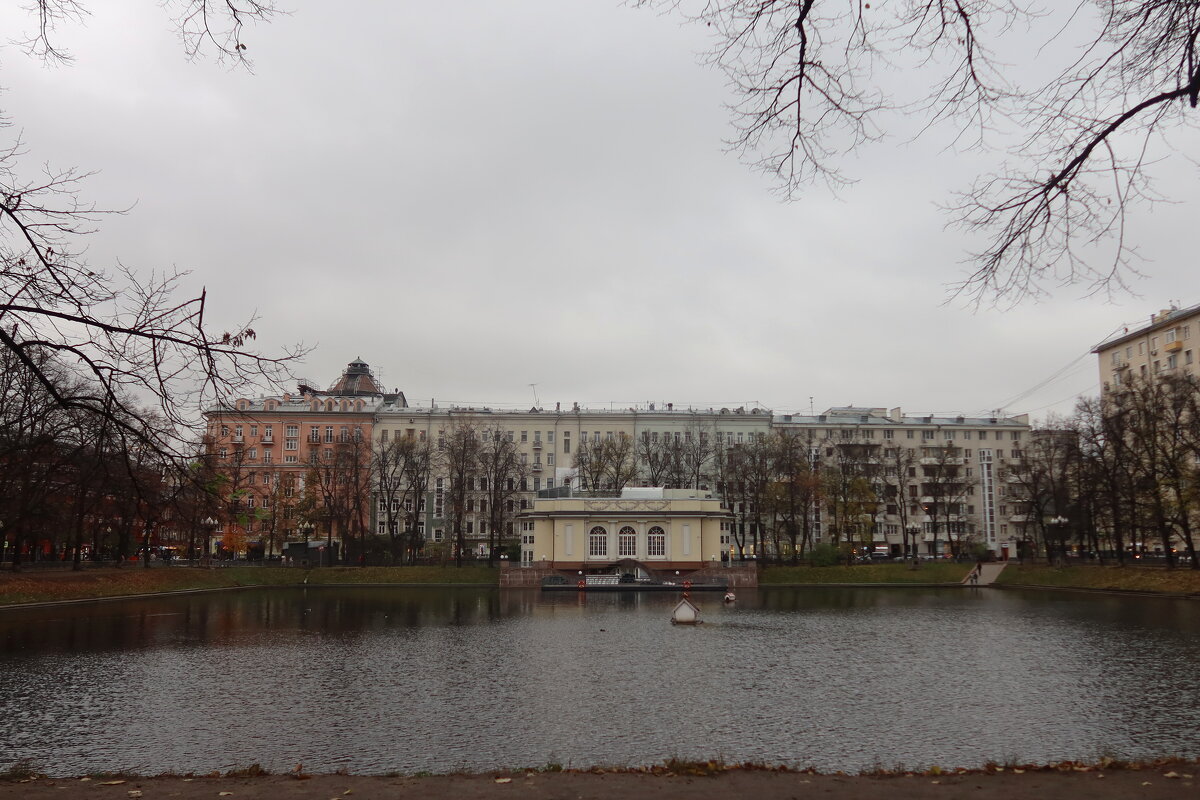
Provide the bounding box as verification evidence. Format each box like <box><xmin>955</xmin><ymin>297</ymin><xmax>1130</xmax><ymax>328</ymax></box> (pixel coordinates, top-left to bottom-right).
<box><xmin>1009</xmin><ymin>373</ymin><xmax>1200</xmax><ymax>569</ymax></box>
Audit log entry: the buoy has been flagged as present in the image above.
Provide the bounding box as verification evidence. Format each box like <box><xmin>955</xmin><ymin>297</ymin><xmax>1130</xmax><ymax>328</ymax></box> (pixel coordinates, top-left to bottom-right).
<box><xmin>577</xmin><ymin>580</ymin><xmax>585</xmax><ymax>589</ymax></box>
<box><xmin>723</xmin><ymin>591</ymin><xmax>736</xmax><ymax>603</ymax></box>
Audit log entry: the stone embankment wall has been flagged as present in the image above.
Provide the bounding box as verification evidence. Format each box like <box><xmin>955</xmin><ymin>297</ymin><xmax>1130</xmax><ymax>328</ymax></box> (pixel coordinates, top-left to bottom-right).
<box><xmin>498</xmin><ymin>565</ymin><xmax>559</xmax><ymax>587</ymax></box>
<box><xmin>498</xmin><ymin>563</ymin><xmax>758</xmax><ymax>588</ymax></box>
<box><xmin>686</xmin><ymin>564</ymin><xmax>758</xmax><ymax>588</ymax></box>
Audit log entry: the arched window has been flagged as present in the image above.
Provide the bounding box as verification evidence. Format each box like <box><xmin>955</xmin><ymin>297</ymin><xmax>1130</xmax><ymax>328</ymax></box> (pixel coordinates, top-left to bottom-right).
<box><xmin>647</xmin><ymin>526</ymin><xmax>666</xmax><ymax>557</ymax></box>
<box><xmin>236</xmin><ymin>399</ymin><xmax>248</xmax><ymax>411</ymax></box>
<box><xmin>588</xmin><ymin>526</ymin><xmax>607</xmax><ymax>558</ymax></box>
<box><xmin>325</xmin><ymin>400</ymin><xmax>334</xmax><ymax>412</ymax></box>
<box><xmin>618</xmin><ymin>526</ymin><xmax>637</xmax><ymax>557</ymax></box>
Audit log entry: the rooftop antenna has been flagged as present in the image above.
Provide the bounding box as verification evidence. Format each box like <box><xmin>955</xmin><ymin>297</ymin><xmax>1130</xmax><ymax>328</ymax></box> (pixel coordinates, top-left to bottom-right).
<box><xmin>809</xmin><ymin>396</ymin><xmax>814</xmax><ymax>415</ymax></box>
<box><xmin>529</xmin><ymin>383</ymin><xmax>540</xmax><ymax>408</ymax></box>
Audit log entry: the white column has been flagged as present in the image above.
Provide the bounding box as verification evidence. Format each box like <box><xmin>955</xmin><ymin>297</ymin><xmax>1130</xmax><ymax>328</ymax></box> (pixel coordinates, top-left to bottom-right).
<box><xmin>682</xmin><ymin>523</ymin><xmax>691</xmax><ymax>557</ymax></box>
<box><xmin>564</xmin><ymin>523</ymin><xmax>573</xmax><ymax>557</ymax></box>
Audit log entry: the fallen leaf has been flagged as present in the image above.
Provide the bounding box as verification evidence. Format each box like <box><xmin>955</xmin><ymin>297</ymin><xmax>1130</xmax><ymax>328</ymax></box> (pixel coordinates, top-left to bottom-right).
<box><xmin>219</xmin><ymin>793</ymin><xmax>234</xmax><ymax>797</ymax></box>
<box><xmin>931</xmin><ymin>780</ymin><xmax>940</xmax><ymax>784</ymax></box>
<box><xmin>1142</xmin><ymin>781</ymin><xmax>1153</xmax><ymax>786</ymax></box>
<box><xmin>494</xmin><ymin>777</ymin><xmax>512</xmax><ymax>784</ymax></box>
<box><xmin>1013</xmin><ymin>769</ymin><xmax>1025</xmax><ymax>774</ymax></box>
<box><xmin>1164</xmin><ymin>772</ymin><xmax>1180</xmax><ymax>779</ymax></box>
<box><xmin>99</xmin><ymin>781</ymin><xmax>127</xmax><ymax>786</ymax></box>
<box><xmin>128</xmin><ymin>792</ymin><xmax>142</xmax><ymax>798</ymax></box>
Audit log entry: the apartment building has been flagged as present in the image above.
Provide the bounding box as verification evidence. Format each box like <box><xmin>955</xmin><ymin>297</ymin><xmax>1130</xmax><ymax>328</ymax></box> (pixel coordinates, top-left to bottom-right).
<box><xmin>204</xmin><ymin>358</ymin><xmax>399</xmax><ymax>554</ymax></box>
<box><xmin>1094</xmin><ymin>303</ymin><xmax>1200</xmax><ymax>392</ymax></box>
<box><xmin>772</xmin><ymin>407</ymin><xmax>1031</xmax><ymax>560</ymax></box>
<box><xmin>207</xmin><ymin>360</ymin><xmax>1031</xmax><ymax>561</ymax></box>
<box><xmin>370</xmin><ymin>402</ymin><xmax>772</xmax><ymax>553</ymax></box>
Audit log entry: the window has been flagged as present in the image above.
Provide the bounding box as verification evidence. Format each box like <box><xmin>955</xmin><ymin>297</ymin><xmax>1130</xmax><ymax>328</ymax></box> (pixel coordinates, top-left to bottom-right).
<box><xmin>286</xmin><ymin>425</ymin><xmax>298</xmax><ymax>438</ymax></box>
<box><xmin>285</xmin><ymin>455</ymin><xmax>298</xmax><ymax>464</ymax></box>
<box><xmin>962</xmin><ymin>430</ymin><xmax>971</xmax><ymax>440</ymax></box>
<box><xmin>325</xmin><ymin>426</ymin><xmax>334</xmax><ymax>443</ymax></box>
<box><xmin>547</xmin><ymin>453</ymin><xmax>555</xmax><ymax>466</ymax></box>
<box><xmin>906</xmin><ymin>430</ymin><xmax>915</xmax><ymax>439</ymax></box>
<box><xmin>977</xmin><ymin>431</ymin><xmax>987</xmax><ymax>440</ymax></box>
<box><xmin>218</xmin><ymin>448</ymin><xmax>228</xmax><ymax>459</ymax></box>
<box><xmin>263</xmin><ymin>426</ymin><xmax>273</xmax><ymax>441</ymax></box>
<box><xmin>308</xmin><ymin>427</ymin><xmax>320</xmax><ymax>443</ymax></box>
<box><xmin>381</xmin><ymin>429</ymin><xmax>389</xmax><ymax>442</ymax></box>
<box><xmin>922</xmin><ymin>430</ymin><xmax>935</xmax><ymax>440</ymax></box>
<box><xmin>248</xmin><ymin>448</ymin><xmax>258</xmax><ymax>460</ymax></box>
<box><xmin>618</xmin><ymin>526</ymin><xmax>637</xmax><ymax>557</ymax></box>
<box><xmin>589</xmin><ymin>526</ymin><xmax>607</xmax><ymax>557</ymax></box>
<box><xmin>883</xmin><ymin>430</ymin><xmax>894</xmax><ymax>439</ymax></box>
<box><xmin>220</xmin><ymin>425</ymin><xmax>229</xmax><ymax>437</ymax></box>
<box><xmin>647</xmin><ymin>526</ymin><xmax>666</xmax><ymax>557</ymax></box>
<box><xmin>563</xmin><ymin>433</ymin><xmax>571</xmax><ymax>454</ymax></box>
<box><xmin>263</xmin><ymin>452</ymin><xmax>272</xmax><ymax>465</ymax></box>
<box><xmin>1010</xmin><ymin>431</ymin><xmax>1020</xmax><ymax>442</ymax></box>
<box><xmin>521</xmin><ymin>431</ymin><xmax>528</xmax><ymax>442</ymax></box>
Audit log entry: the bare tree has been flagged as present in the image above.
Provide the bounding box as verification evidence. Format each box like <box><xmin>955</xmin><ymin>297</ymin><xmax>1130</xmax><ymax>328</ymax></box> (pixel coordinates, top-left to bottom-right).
<box><xmin>884</xmin><ymin>443</ymin><xmax>923</xmax><ymax>565</ymax></box>
<box><xmin>820</xmin><ymin>439</ymin><xmax>880</xmax><ymax>558</ymax></box>
<box><xmin>440</xmin><ymin>422</ymin><xmax>481</xmax><ymax>567</ymax></box>
<box><xmin>3</xmin><ymin>2</ymin><xmax>298</xmax><ymax>465</ymax></box>
<box><xmin>716</xmin><ymin>433</ymin><xmax>773</xmax><ymax>560</ymax></box>
<box><xmin>916</xmin><ymin>440</ymin><xmax>977</xmax><ymax>559</ymax></box>
<box><xmin>477</xmin><ymin>428</ymin><xmax>529</xmax><ymax>565</ymax></box>
<box><xmin>575</xmin><ymin>433</ymin><xmax>639</xmax><ymax>495</ymax></box>
<box><xmin>639</xmin><ymin>1</ymin><xmax>1200</xmax><ymax>302</ymax></box>
<box><xmin>765</xmin><ymin>431</ymin><xmax>822</xmax><ymax>563</ymax></box>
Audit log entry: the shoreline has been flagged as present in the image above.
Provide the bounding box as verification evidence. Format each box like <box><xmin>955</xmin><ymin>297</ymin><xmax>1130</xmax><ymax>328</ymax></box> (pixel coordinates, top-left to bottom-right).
<box><xmin>2</xmin><ymin>564</ymin><xmax>1198</xmax><ymax>610</ymax></box>
<box><xmin>3</xmin><ymin>760</ymin><xmax>1198</xmax><ymax>800</ymax></box>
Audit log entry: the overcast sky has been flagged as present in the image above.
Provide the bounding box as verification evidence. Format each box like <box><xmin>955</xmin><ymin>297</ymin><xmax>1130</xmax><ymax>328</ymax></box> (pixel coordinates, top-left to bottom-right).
<box><xmin>2</xmin><ymin>1</ymin><xmax>1196</xmax><ymax>422</ymax></box>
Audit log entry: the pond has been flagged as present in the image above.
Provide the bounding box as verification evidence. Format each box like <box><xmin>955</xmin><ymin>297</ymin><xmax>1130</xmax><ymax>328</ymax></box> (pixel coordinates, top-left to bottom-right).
<box><xmin>0</xmin><ymin>586</ymin><xmax>1197</xmax><ymax>775</ymax></box>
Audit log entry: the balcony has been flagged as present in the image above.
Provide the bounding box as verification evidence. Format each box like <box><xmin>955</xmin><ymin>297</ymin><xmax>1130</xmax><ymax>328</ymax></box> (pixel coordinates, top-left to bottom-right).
<box><xmin>531</xmin><ymin>463</ymin><xmax>543</xmax><ymax>473</ymax></box>
<box><xmin>920</xmin><ymin>457</ymin><xmax>964</xmax><ymax>466</ymax></box>
<box><xmin>1165</xmin><ymin>340</ymin><xmax>1183</xmax><ymax>352</ymax></box>
<box><xmin>532</xmin><ymin>440</ymin><xmax>543</xmax><ymax>450</ymax></box>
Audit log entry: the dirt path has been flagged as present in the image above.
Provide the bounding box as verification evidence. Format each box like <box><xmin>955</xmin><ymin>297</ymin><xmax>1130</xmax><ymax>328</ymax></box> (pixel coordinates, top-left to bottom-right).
<box><xmin>3</xmin><ymin>767</ymin><xmax>1196</xmax><ymax>800</ymax></box>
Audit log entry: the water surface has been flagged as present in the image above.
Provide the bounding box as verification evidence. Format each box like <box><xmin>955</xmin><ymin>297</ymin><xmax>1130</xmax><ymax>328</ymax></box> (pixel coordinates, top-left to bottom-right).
<box><xmin>0</xmin><ymin>586</ymin><xmax>1197</xmax><ymax>775</ymax></box>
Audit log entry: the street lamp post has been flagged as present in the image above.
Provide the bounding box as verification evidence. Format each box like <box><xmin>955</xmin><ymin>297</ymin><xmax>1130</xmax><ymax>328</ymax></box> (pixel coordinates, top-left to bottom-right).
<box><xmin>906</xmin><ymin>523</ymin><xmax>921</xmax><ymax>567</ymax></box>
<box><xmin>1048</xmin><ymin>515</ymin><xmax>1068</xmax><ymax>565</ymax></box>
<box><xmin>297</xmin><ymin>521</ymin><xmax>315</xmax><ymax>567</ymax></box>
<box><xmin>200</xmin><ymin>517</ymin><xmax>218</xmax><ymax>568</ymax></box>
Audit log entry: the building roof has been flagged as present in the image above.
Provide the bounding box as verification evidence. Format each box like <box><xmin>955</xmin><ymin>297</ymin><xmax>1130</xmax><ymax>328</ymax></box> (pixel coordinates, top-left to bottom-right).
<box><xmin>772</xmin><ymin>407</ymin><xmax>1028</xmax><ymax>427</ymax></box>
<box><xmin>1092</xmin><ymin>302</ymin><xmax>1200</xmax><ymax>353</ymax></box>
<box><xmin>326</xmin><ymin>357</ymin><xmax>385</xmax><ymax>396</ymax></box>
